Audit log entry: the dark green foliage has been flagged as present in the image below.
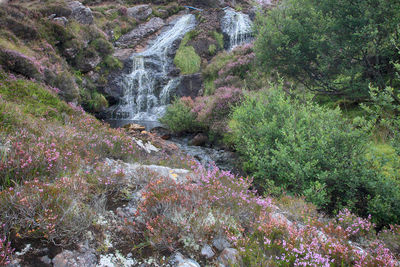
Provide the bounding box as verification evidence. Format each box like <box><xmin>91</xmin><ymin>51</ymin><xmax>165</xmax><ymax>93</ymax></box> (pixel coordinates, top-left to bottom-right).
<box><xmin>41</xmin><ymin>20</ymin><xmax>74</xmax><ymax>48</ymax></box>
<box><xmin>92</xmin><ymin>37</ymin><xmax>113</xmax><ymax>57</ymax></box>
<box><xmin>82</xmin><ymin>90</ymin><xmax>109</xmax><ymax>113</ymax></box>
<box><xmin>160</xmin><ymin>98</ymin><xmax>200</xmax><ymax>133</ymax></box>
<box><xmin>255</xmin><ymin>0</ymin><xmax>400</xmax><ymax>100</ymax></box>
<box><xmin>229</xmin><ymin>84</ymin><xmax>400</xmax><ymax>227</ymax></box>
<box><xmin>102</xmin><ymin>55</ymin><xmax>123</xmax><ymax>71</ymax></box>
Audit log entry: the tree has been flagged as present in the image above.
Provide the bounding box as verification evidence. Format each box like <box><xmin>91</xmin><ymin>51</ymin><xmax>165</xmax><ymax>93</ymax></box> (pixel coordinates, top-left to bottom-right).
<box><xmin>254</xmin><ymin>0</ymin><xmax>400</xmax><ymax>100</ymax></box>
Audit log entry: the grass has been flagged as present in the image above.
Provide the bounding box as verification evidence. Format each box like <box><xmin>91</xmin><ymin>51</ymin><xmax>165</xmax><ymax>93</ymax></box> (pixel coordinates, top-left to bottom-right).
<box><xmin>0</xmin><ymin>72</ymin><xmax>72</xmax><ymax>126</ymax></box>
<box><xmin>174</xmin><ymin>46</ymin><xmax>201</xmax><ymax>75</ymax></box>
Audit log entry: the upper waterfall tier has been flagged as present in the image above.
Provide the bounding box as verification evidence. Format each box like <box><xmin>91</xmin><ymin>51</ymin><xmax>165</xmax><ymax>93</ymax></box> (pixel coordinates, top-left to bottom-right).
<box><xmin>221</xmin><ymin>7</ymin><xmax>253</xmax><ymax>50</ymax></box>
<box><xmin>111</xmin><ymin>14</ymin><xmax>197</xmax><ymax>121</ymax></box>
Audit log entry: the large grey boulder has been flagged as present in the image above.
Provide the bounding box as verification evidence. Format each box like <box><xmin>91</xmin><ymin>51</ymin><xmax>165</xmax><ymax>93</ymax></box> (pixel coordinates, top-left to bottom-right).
<box><xmin>68</xmin><ymin>1</ymin><xmax>93</xmax><ymax>25</ymax></box>
<box><xmin>116</xmin><ymin>17</ymin><xmax>165</xmax><ymax>48</ymax></box>
<box><xmin>127</xmin><ymin>5</ymin><xmax>153</xmax><ymax>21</ymax></box>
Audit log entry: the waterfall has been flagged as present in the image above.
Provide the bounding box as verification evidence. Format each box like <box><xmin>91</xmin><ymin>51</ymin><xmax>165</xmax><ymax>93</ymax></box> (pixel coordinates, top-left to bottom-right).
<box><xmin>112</xmin><ymin>14</ymin><xmax>196</xmax><ymax>121</ymax></box>
<box><xmin>221</xmin><ymin>7</ymin><xmax>253</xmax><ymax>50</ymax></box>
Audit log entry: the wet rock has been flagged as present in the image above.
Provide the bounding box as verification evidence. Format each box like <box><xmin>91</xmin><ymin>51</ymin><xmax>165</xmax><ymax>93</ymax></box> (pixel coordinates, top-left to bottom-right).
<box><xmin>113</xmin><ymin>48</ymin><xmax>135</xmax><ymax>62</ymax></box>
<box><xmin>189</xmin><ymin>133</ymin><xmax>208</xmax><ymax>146</ymax></box>
<box><xmin>213</xmin><ymin>237</ymin><xmax>231</xmax><ymax>252</ymax></box>
<box><xmin>201</xmin><ymin>244</ymin><xmax>215</xmax><ymax>259</ymax></box>
<box><xmin>116</xmin><ymin>17</ymin><xmax>165</xmax><ymax>48</ymax></box>
<box><xmin>68</xmin><ymin>1</ymin><xmax>93</xmax><ymax>25</ymax></box>
<box><xmin>52</xmin><ymin>249</ymin><xmax>97</xmax><ymax>267</ymax></box>
<box><xmin>218</xmin><ymin>248</ymin><xmax>240</xmax><ymax>267</ymax></box>
<box><xmin>176</xmin><ymin>73</ymin><xmax>203</xmax><ymax>98</ymax></box>
<box><xmin>168</xmin><ymin>67</ymin><xmax>181</xmax><ymax>77</ymax></box>
<box><xmin>127</xmin><ymin>5</ymin><xmax>152</xmax><ymax>21</ymax></box>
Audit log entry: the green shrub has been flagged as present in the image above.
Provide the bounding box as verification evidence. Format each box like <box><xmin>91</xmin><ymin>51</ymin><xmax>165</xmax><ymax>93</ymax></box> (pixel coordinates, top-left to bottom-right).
<box><xmin>229</xmin><ymin>83</ymin><xmax>400</xmax><ymax>227</ymax></box>
<box><xmin>208</xmin><ymin>44</ymin><xmax>217</xmax><ymax>56</ymax></box>
<box><xmin>254</xmin><ymin>0</ymin><xmax>400</xmax><ymax>100</ymax></box>
<box><xmin>102</xmin><ymin>55</ymin><xmax>123</xmax><ymax>71</ymax></box>
<box><xmin>0</xmin><ymin>71</ymin><xmax>72</xmax><ymax>122</ymax></box>
<box><xmin>92</xmin><ymin>37</ymin><xmax>113</xmax><ymax>57</ymax></box>
<box><xmin>160</xmin><ymin>97</ymin><xmax>200</xmax><ymax>133</ymax></box>
<box><xmin>212</xmin><ymin>31</ymin><xmax>224</xmax><ymax>49</ymax></box>
<box><xmin>174</xmin><ymin>46</ymin><xmax>201</xmax><ymax>75</ymax></box>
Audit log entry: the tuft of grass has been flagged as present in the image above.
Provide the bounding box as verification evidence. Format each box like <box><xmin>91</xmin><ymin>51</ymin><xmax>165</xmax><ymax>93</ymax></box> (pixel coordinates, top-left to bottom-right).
<box><xmin>208</xmin><ymin>44</ymin><xmax>217</xmax><ymax>56</ymax></box>
<box><xmin>212</xmin><ymin>31</ymin><xmax>224</xmax><ymax>49</ymax></box>
<box><xmin>0</xmin><ymin>71</ymin><xmax>72</xmax><ymax>124</ymax></box>
<box><xmin>174</xmin><ymin>46</ymin><xmax>201</xmax><ymax>75</ymax></box>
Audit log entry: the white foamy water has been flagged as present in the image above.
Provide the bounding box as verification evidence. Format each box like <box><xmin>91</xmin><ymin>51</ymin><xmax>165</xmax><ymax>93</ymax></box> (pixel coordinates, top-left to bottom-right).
<box><xmin>221</xmin><ymin>7</ymin><xmax>253</xmax><ymax>50</ymax></box>
<box><xmin>112</xmin><ymin>14</ymin><xmax>196</xmax><ymax>120</ymax></box>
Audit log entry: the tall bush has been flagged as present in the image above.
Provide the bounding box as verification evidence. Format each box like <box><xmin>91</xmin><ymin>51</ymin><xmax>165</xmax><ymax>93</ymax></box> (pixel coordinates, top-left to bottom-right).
<box><xmin>229</xmin><ymin>84</ymin><xmax>400</xmax><ymax>227</ymax></box>
<box><xmin>255</xmin><ymin>0</ymin><xmax>400</xmax><ymax>100</ymax></box>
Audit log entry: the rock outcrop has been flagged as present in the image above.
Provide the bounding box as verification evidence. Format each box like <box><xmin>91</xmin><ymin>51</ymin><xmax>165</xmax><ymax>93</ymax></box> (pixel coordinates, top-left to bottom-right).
<box><xmin>115</xmin><ymin>17</ymin><xmax>165</xmax><ymax>48</ymax></box>
<box><xmin>68</xmin><ymin>1</ymin><xmax>93</xmax><ymax>25</ymax></box>
<box><xmin>127</xmin><ymin>5</ymin><xmax>153</xmax><ymax>21</ymax></box>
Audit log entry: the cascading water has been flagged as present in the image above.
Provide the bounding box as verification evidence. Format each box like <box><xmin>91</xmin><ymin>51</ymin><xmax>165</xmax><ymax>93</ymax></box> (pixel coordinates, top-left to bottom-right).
<box><xmin>221</xmin><ymin>7</ymin><xmax>253</xmax><ymax>50</ymax></box>
<box><xmin>111</xmin><ymin>14</ymin><xmax>196</xmax><ymax>121</ymax></box>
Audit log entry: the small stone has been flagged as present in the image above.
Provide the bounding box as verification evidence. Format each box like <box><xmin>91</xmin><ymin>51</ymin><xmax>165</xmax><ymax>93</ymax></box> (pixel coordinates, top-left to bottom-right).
<box><xmin>189</xmin><ymin>133</ymin><xmax>208</xmax><ymax>146</ymax></box>
<box><xmin>53</xmin><ymin>17</ymin><xmax>69</xmax><ymax>27</ymax></box>
<box><xmin>124</xmin><ymin>123</ymin><xmax>146</xmax><ymax>132</ymax></box>
<box><xmin>212</xmin><ymin>237</ymin><xmax>231</xmax><ymax>251</ymax></box>
<box><xmin>218</xmin><ymin>248</ymin><xmax>240</xmax><ymax>267</ymax></box>
<box><xmin>177</xmin><ymin>259</ymin><xmax>200</xmax><ymax>267</ymax></box>
<box><xmin>40</xmin><ymin>255</ymin><xmax>52</xmax><ymax>265</ymax></box>
<box><xmin>201</xmin><ymin>244</ymin><xmax>215</xmax><ymax>259</ymax></box>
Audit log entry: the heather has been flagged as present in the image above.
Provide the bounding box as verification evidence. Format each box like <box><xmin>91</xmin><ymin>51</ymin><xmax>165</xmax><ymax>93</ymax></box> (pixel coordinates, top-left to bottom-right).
<box><xmin>1</xmin><ymin>0</ymin><xmax>400</xmax><ymax>265</ymax></box>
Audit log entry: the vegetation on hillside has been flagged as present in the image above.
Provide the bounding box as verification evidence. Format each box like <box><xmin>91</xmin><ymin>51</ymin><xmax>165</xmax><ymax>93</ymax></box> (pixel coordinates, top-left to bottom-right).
<box><xmin>254</xmin><ymin>0</ymin><xmax>400</xmax><ymax>101</ymax></box>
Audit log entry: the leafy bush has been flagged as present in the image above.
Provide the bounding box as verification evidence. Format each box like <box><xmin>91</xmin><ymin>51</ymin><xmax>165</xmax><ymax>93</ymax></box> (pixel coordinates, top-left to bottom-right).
<box><xmin>254</xmin><ymin>0</ymin><xmax>400</xmax><ymax>100</ymax></box>
<box><xmin>208</xmin><ymin>44</ymin><xmax>216</xmax><ymax>56</ymax></box>
<box><xmin>92</xmin><ymin>37</ymin><xmax>113</xmax><ymax>57</ymax></box>
<box><xmin>174</xmin><ymin>46</ymin><xmax>201</xmax><ymax>75</ymax></box>
<box><xmin>229</xmin><ymin>84</ymin><xmax>400</xmax><ymax>226</ymax></box>
<box><xmin>361</xmin><ymin>86</ymin><xmax>400</xmax><ymax>154</ymax></box>
<box><xmin>160</xmin><ymin>97</ymin><xmax>200</xmax><ymax>133</ymax></box>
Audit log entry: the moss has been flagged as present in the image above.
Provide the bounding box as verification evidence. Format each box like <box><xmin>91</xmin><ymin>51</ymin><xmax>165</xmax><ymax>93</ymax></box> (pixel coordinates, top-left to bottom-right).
<box><xmin>212</xmin><ymin>31</ymin><xmax>224</xmax><ymax>49</ymax></box>
<box><xmin>0</xmin><ymin>32</ymin><xmax>35</xmax><ymax>58</ymax></box>
<box><xmin>208</xmin><ymin>44</ymin><xmax>217</xmax><ymax>56</ymax></box>
<box><xmin>0</xmin><ymin>71</ymin><xmax>73</xmax><ymax>124</ymax></box>
<box><xmin>181</xmin><ymin>30</ymin><xmax>199</xmax><ymax>47</ymax></box>
<box><xmin>174</xmin><ymin>46</ymin><xmax>201</xmax><ymax>75</ymax></box>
